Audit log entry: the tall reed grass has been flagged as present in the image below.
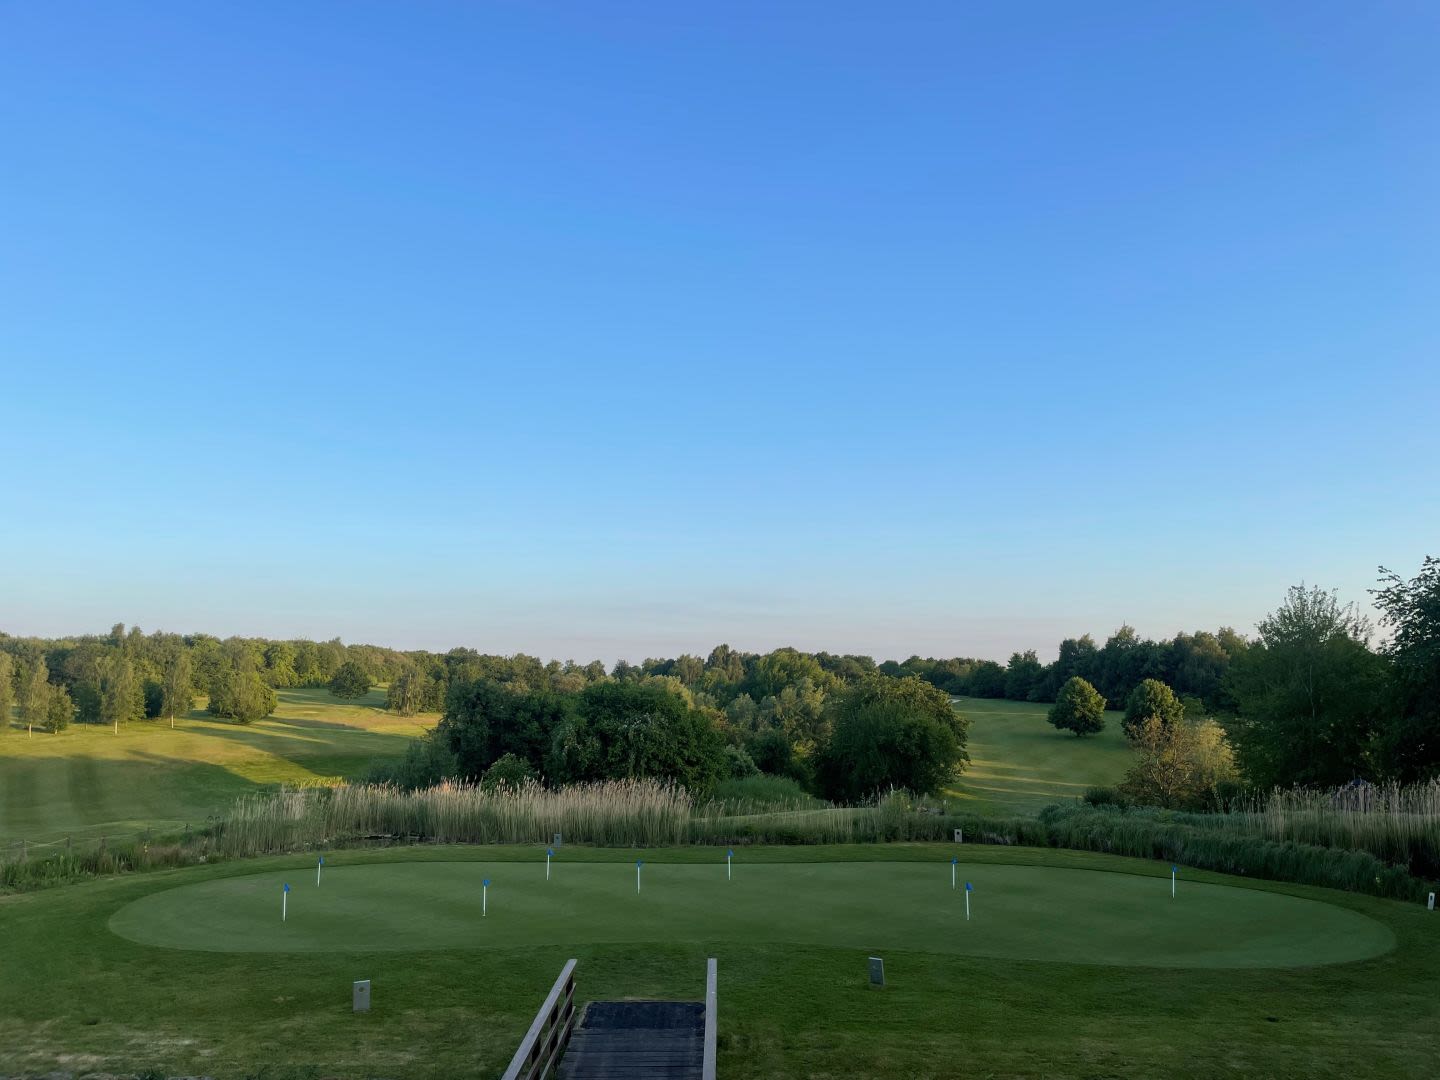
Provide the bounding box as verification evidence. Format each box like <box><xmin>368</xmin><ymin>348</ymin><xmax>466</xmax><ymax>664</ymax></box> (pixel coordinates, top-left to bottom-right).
<box><xmin>215</xmin><ymin>778</ymin><xmax>693</xmax><ymax>857</ymax></box>
<box><xmin>1227</xmin><ymin>780</ymin><xmax>1440</xmax><ymax>877</ymax></box>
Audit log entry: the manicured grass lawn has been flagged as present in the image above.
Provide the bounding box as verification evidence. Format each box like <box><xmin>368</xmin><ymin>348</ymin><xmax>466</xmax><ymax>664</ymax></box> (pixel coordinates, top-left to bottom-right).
<box><xmin>947</xmin><ymin>696</ymin><xmax>1132</xmax><ymax>816</ymax></box>
<box><xmin>2</xmin><ymin>844</ymin><xmax>1437</xmax><ymax>1079</ymax></box>
<box><xmin>110</xmin><ymin>858</ymin><xmax>1393</xmax><ymax>968</ymax></box>
<box><xmin>0</xmin><ymin>688</ymin><xmax>436</xmax><ymax>845</ymax></box>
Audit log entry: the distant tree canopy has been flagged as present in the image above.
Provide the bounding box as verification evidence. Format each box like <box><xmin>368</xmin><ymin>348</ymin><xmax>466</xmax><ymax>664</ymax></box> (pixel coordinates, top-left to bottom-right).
<box><xmin>4</xmin><ymin>556</ymin><xmax>1436</xmax><ymax>789</ymax></box>
<box><xmin>328</xmin><ymin>661</ymin><xmax>372</xmax><ymax>701</ymax></box>
<box><xmin>1048</xmin><ymin>677</ymin><xmax>1106</xmax><ymax>737</ymax></box>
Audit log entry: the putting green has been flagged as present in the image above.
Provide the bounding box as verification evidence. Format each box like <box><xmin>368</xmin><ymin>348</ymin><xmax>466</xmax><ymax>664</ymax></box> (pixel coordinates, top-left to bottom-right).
<box><xmin>108</xmin><ymin>860</ymin><xmax>1394</xmax><ymax>969</ymax></box>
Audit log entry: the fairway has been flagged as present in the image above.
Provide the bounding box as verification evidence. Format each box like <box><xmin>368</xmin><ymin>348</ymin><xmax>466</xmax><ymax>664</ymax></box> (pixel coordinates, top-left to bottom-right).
<box><xmin>947</xmin><ymin>697</ymin><xmax>1132</xmax><ymax>816</ymax></box>
<box><xmin>108</xmin><ymin>858</ymin><xmax>1392</xmax><ymax>969</ymax></box>
<box><xmin>0</xmin><ymin>688</ymin><xmax>435</xmax><ymax>844</ymax></box>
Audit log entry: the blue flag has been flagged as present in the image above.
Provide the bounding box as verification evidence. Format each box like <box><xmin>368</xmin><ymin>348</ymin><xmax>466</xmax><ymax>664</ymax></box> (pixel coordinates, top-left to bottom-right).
<box><xmin>1172</xmin><ymin>865</ymin><xmax>1179</xmax><ymax>873</ymax></box>
<box><xmin>483</xmin><ymin>878</ymin><xmax>491</xmax><ymax>887</ymax></box>
<box><xmin>637</xmin><ymin>859</ymin><xmax>644</xmax><ymax>867</ymax></box>
<box><xmin>547</xmin><ymin>848</ymin><xmax>554</xmax><ymax>857</ymax></box>
<box><xmin>318</xmin><ymin>856</ymin><xmax>324</xmax><ymax>865</ymax></box>
<box><xmin>951</xmin><ymin>857</ymin><xmax>958</xmax><ymax>865</ymax></box>
<box><xmin>283</xmin><ymin>883</ymin><xmax>290</xmax><ymax>893</ymax></box>
<box><xmin>727</xmin><ymin>849</ymin><xmax>734</xmax><ymax>857</ymax></box>
<box><xmin>965</xmin><ymin>881</ymin><xmax>973</xmax><ymax>891</ymax></box>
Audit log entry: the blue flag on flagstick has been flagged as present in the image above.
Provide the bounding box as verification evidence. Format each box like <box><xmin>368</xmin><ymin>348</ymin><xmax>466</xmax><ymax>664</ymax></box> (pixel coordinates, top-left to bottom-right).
<box><xmin>965</xmin><ymin>881</ymin><xmax>973</xmax><ymax>891</ymax></box>
<box><xmin>727</xmin><ymin>849</ymin><xmax>733</xmax><ymax>857</ymax></box>
<box><xmin>1172</xmin><ymin>865</ymin><xmax>1179</xmax><ymax>873</ymax></box>
<box><xmin>547</xmin><ymin>848</ymin><xmax>554</xmax><ymax>857</ymax></box>
<box><xmin>483</xmin><ymin>878</ymin><xmax>490</xmax><ymax>887</ymax></box>
<box><xmin>637</xmin><ymin>859</ymin><xmax>644</xmax><ymax>867</ymax></box>
<box><xmin>283</xmin><ymin>883</ymin><xmax>290</xmax><ymax>893</ymax></box>
<box><xmin>318</xmin><ymin>856</ymin><xmax>324</xmax><ymax>865</ymax></box>
<box><xmin>951</xmin><ymin>857</ymin><xmax>958</xmax><ymax>865</ymax></box>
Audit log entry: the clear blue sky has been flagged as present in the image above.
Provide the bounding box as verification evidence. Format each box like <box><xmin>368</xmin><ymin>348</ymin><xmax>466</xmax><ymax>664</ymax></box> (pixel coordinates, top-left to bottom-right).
<box><xmin>2</xmin><ymin>2</ymin><xmax>1437</xmax><ymax>663</ymax></box>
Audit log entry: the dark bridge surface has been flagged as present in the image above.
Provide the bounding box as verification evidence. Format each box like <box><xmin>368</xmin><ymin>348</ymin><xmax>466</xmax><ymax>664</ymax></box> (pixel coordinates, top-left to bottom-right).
<box><xmin>557</xmin><ymin>1001</ymin><xmax>706</xmax><ymax>1079</ymax></box>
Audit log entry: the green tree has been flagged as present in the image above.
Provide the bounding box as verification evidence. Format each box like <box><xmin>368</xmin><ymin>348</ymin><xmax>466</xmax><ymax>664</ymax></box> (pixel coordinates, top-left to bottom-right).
<box><xmin>481</xmin><ymin>751</ymin><xmax>537</xmax><ymax>789</ymax></box>
<box><xmin>546</xmin><ymin>681</ymin><xmax>726</xmax><ymax>796</ymax></box>
<box><xmin>161</xmin><ymin>646</ymin><xmax>194</xmax><ymax>727</ymax></box>
<box><xmin>0</xmin><ymin>652</ymin><xmax>13</xmax><ymax>732</ymax></box>
<box><xmin>1048</xmin><ymin>677</ymin><xmax>1106</xmax><ymax>736</ymax></box>
<box><xmin>101</xmin><ymin>655</ymin><xmax>144</xmax><ymax>733</ymax></box>
<box><xmin>1226</xmin><ymin>584</ymin><xmax>1386</xmax><ymax>788</ymax></box>
<box><xmin>19</xmin><ymin>657</ymin><xmax>51</xmax><ymax>734</ymax></box>
<box><xmin>207</xmin><ymin>655</ymin><xmax>278</xmax><ymax>723</ymax></box>
<box><xmin>46</xmin><ymin>684</ymin><xmax>74</xmax><ymax>733</ymax></box>
<box><xmin>328</xmin><ymin>660</ymin><xmax>371</xmax><ymax>700</ymax></box>
<box><xmin>814</xmin><ymin>677</ymin><xmax>968</xmax><ymax>801</ymax></box>
<box><xmin>386</xmin><ymin>669</ymin><xmax>429</xmax><ymax>716</ymax></box>
<box><xmin>1119</xmin><ymin>715</ymin><xmax>1238</xmax><ymax>809</ymax></box>
<box><xmin>1123</xmin><ymin>679</ymin><xmax>1186</xmax><ymax>740</ymax></box>
<box><xmin>1003</xmin><ymin>649</ymin><xmax>1046</xmax><ymax>701</ymax></box>
<box><xmin>1372</xmin><ymin>557</ymin><xmax>1440</xmax><ymax>781</ymax></box>
<box><xmin>263</xmin><ymin>642</ymin><xmax>300</xmax><ymax>688</ymax></box>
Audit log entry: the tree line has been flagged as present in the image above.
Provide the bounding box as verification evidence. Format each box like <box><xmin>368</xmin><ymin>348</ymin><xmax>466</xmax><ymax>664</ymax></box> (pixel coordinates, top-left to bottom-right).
<box><xmin>4</xmin><ymin>555</ymin><xmax>1435</xmax><ymax>803</ymax></box>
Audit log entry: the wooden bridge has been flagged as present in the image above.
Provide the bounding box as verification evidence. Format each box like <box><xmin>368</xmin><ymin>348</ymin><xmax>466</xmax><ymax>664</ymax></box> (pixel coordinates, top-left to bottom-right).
<box><xmin>501</xmin><ymin>958</ymin><xmax>717</xmax><ymax>1080</ymax></box>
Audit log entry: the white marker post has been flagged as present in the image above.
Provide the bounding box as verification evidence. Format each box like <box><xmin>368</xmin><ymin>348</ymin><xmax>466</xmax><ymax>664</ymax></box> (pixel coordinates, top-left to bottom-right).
<box><xmin>951</xmin><ymin>856</ymin><xmax>958</xmax><ymax>890</ymax></box>
<box><xmin>546</xmin><ymin>847</ymin><xmax>554</xmax><ymax>881</ymax></box>
<box><xmin>316</xmin><ymin>854</ymin><xmax>324</xmax><ymax>887</ymax></box>
<box><xmin>282</xmin><ymin>882</ymin><xmax>290</xmax><ymax>922</ymax></box>
<box><xmin>636</xmin><ymin>859</ymin><xmax>643</xmax><ymax>894</ymax></box>
<box><xmin>483</xmin><ymin>878</ymin><xmax>490</xmax><ymax>917</ymax></box>
<box><xmin>727</xmin><ymin>849</ymin><xmax>733</xmax><ymax>881</ymax></box>
<box><xmin>964</xmin><ymin>881</ymin><xmax>972</xmax><ymax>921</ymax></box>
<box><xmin>1171</xmin><ymin>864</ymin><xmax>1178</xmax><ymax>900</ymax></box>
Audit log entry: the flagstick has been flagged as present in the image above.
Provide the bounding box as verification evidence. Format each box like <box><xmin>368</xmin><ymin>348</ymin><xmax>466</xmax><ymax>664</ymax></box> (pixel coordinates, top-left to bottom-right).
<box><xmin>282</xmin><ymin>885</ymin><xmax>288</xmax><ymax>923</ymax></box>
<box><xmin>951</xmin><ymin>859</ymin><xmax>957</xmax><ymax>890</ymax></box>
<box><xmin>1171</xmin><ymin>865</ymin><xmax>1177</xmax><ymax>900</ymax></box>
<box><xmin>483</xmin><ymin>879</ymin><xmax>489</xmax><ymax>917</ymax></box>
<box><xmin>546</xmin><ymin>848</ymin><xmax>553</xmax><ymax>881</ymax></box>
<box><xmin>316</xmin><ymin>856</ymin><xmax>323</xmax><ymax>887</ymax></box>
<box><xmin>727</xmin><ymin>849</ymin><xmax>732</xmax><ymax>881</ymax></box>
<box><xmin>636</xmin><ymin>860</ymin><xmax>643</xmax><ymax>894</ymax></box>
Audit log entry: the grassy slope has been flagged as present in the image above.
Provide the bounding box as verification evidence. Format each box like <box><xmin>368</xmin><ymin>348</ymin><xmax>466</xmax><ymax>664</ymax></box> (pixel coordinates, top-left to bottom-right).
<box><xmin>2</xmin><ymin>844</ymin><xmax>1436</xmax><ymax>1080</ymax></box>
<box><xmin>947</xmin><ymin>696</ymin><xmax>1132</xmax><ymax>816</ymax></box>
<box><xmin>0</xmin><ymin>688</ymin><xmax>437</xmax><ymax>845</ymax></box>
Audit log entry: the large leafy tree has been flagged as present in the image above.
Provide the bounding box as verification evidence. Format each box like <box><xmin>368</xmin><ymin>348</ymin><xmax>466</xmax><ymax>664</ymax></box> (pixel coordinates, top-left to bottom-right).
<box><xmin>1372</xmin><ymin>557</ymin><xmax>1440</xmax><ymax>781</ymax></box>
<box><xmin>546</xmin><ymin>681</ymin><xmax>725</xmax><ymax>796</ymax></box>
<box><xmin>814</xmin><ymin>676</ymin><xmax>968</xmax><ymax>801</ymax></box>
<box><xmin>328</xmin><ymin>661</ymin><xmax>372</xmax><ymax>700</ymax></box>
<box><xmin>1226</xmin><ymin>584</ymin><xmax>1386</xmax><ymax>788</ymax></box>
<box><xmin>1049</xmin><ymin>677</ymin><xmax>1106</xmax><ymax>736</ymax></box>
<box><xmin>1122</xmin><ymin>679</ymin><xmax>1185</xmax><ymax>740</ymax></box>
<box><xmin>1119</xmin><ymin>715</ymin><xmax>1237</xmax><ymax>809</ymax></box>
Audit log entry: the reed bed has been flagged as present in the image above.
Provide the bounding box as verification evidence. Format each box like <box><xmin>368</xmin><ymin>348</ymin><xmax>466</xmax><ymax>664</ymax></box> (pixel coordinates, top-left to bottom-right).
<box><xmin>215</xmin><ymin>778</ymin><xmax>694</xmax><ymax>857</ymax></box>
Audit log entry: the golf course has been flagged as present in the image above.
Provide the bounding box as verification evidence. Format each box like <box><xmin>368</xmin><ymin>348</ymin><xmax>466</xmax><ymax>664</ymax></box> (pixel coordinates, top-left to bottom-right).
<box><xmin>2</xmin><ymin>843</ymin><xmax>1436</xmax><ymax>1078</ymax></box>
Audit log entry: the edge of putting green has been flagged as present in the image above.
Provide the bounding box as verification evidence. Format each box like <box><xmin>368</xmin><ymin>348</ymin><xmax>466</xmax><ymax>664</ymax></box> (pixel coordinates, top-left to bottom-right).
<box><xmin>103</xmin><ymin>846</ymin><xmax>1398</xmax><ymax>970</ymax></box>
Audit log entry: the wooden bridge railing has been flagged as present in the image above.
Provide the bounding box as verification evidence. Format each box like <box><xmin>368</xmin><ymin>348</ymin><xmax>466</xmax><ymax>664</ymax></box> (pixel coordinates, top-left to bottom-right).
<box><xmin>500</xmin><ymin>958</ymin><xmax>578</xmax><ymax>1080</ymax></box>
<box><xmin>702</xmin><ymin>958</ymin><xmax>718</xmax><ymax>1080</ymax></box>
